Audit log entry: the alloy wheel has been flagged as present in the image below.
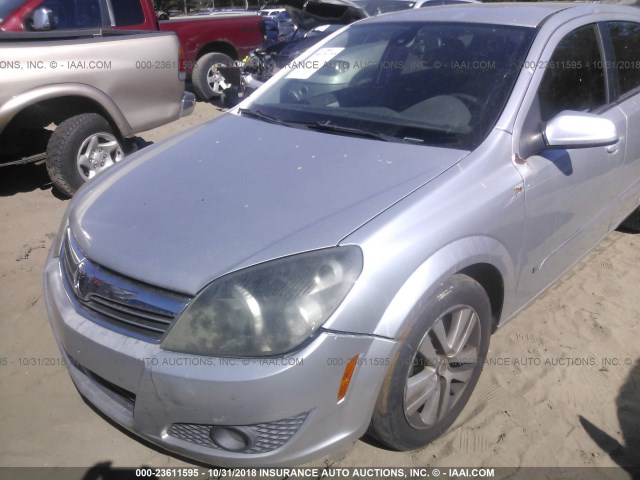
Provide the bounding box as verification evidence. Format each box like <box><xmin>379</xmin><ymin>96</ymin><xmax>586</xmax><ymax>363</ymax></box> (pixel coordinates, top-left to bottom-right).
<box><xmin>404</xmin><ymin>305</ymin><xmax>482</xmax><ymax>429</ymax></box>
<box><xmin>76</xmin><ymin>132</ymin><xmax>124</xmax><ymax>180</ymax></box>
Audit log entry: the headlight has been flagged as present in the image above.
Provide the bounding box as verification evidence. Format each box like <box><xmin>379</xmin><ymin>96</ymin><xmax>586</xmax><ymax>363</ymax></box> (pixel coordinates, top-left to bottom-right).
<box><xmin>162</xmin><ymin>247</ymin><xmax>363</xmax><ymax>357</ymax></box>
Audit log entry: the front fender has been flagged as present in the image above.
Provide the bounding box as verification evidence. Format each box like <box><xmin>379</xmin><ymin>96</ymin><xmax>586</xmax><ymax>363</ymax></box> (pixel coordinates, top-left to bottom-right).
<box><xmin>324</xmin><ymin>235</ymin><xmax>516</xmax><ymax>340</ymax></box>
<box><xmin>370</xmin><ymin>236</ymin><xmax>515</xmax><ymax>339</ymax></box>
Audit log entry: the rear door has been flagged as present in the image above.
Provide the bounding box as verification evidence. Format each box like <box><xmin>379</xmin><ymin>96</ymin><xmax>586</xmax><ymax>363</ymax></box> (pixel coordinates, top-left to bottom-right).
<box><xmin>605</xmin><ymin>21</ymin><xmax>640</xmax><ymax>227</ymax></box>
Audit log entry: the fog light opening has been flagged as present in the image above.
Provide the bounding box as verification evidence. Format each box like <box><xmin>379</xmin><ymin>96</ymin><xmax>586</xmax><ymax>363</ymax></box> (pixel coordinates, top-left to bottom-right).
<box><xmin>210</xmin><ymin>426</ymin><xmax>255</xmax><ymax>452</ymax></box>
<box><xmin>337</xmin><ymin>354</ymin><xmax>359</xmax><ymax>404</ymax></box>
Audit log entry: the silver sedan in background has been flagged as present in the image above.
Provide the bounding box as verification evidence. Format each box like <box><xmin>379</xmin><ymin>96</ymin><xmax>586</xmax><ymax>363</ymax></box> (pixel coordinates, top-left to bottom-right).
<box><xmin>45</xmin><ymin>2</ymin><xmax>640</xmax><ymax>466</ymax></box>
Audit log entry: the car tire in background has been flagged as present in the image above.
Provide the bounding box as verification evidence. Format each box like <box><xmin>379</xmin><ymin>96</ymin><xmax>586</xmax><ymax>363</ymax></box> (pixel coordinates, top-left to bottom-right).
<box><xmin>370</xmin><ymin>274</ymin><xmax>491</xmax><ymax>450</ymax></box>
<box><xmin>46</xmin><ymin>113</ymin><xmax>125</xmax><ymax>198</ymax></box>
<box><xmin>621</xmin><ymin>208</ymin><xmax>640</xmax><ymax>232</ymax></box>
<box><xmin>192</xmin><ymin>52</ymin><xmax>234</xmax><ymax>101</ymax></box>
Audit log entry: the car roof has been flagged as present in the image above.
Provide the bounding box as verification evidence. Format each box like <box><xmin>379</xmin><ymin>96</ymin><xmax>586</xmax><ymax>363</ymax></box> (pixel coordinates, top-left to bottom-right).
<box><xmin>359</xmin><ymin>2</ymin><xmax>639</xmax><ymax>28</ymax></box>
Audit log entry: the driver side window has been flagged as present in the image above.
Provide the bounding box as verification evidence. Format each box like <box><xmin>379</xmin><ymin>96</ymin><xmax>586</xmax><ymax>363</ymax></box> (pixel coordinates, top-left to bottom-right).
<box><xmin>538</xmin><ymin>25</ymin><xmax>606</xmax><ymax>122</ymax></box>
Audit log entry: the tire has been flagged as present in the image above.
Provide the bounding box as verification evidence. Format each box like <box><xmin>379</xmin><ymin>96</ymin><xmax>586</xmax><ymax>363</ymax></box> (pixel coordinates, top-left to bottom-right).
<box><xmin>46</xmin><ymin>113</ymin><xmax>124</xmax><ymax>198</ymax></box>
<box><xmin>370</xmin><ymin>274</ymin><xmax>492</xmax><ymax>451</ymax></box>
<box><xmin>621</xmin><ymin>207</ymin><xmax>640</xmax><ymax>232</ymax></box>
<box><xmin>192</xmin><ymin>52</ymin><xmax>234</xmax><ymax>101</ymax></box>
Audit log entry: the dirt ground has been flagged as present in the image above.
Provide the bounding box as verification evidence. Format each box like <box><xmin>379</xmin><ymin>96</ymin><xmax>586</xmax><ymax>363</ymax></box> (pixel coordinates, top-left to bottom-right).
<box><xmin>1</xmin><ymin>101</ymin><xmax>639</xmax><ymax>476</ymax></box>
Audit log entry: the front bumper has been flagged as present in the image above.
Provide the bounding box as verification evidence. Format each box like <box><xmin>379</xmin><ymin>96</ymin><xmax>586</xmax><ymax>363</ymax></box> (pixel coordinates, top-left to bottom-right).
<box><xmin>43</xmin><ymin>255</ymin><xmax>395</xmax><ymax>467</ymax></box>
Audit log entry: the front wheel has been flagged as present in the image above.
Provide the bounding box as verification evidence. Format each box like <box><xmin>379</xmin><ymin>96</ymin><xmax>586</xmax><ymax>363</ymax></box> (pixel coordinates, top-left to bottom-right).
<box><xmin>192</xmin><ymin>52</ymin><xmax>234</xmax><ymax>101</ymax></box>
<box><xmin>46</xmin><ymin>113</ymin><xmax>124</xmax><ymax>197</ymax></box>
<box><xmin>370</xmin><ymin>274</ymin><xmax>491</xmax><ymax>450</ymax></box>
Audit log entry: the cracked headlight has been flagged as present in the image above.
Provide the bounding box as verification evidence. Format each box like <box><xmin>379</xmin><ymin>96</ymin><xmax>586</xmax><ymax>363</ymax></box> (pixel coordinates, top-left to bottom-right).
<box><xmin>162</xmin><ymin>247</ymin><xmax>363</xmax><ymax>357</ymax></box>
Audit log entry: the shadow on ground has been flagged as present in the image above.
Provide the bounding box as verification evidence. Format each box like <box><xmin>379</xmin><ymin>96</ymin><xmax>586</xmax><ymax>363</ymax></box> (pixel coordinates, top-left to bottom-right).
<box><xmin>0</xmin><ymin>162</ymin><xmax>54</xmax><ymax>196</ymax></box>
<box><xmin>579</xmin><ymin>358</ymin><xmax>640</xmax><ymax>478</ymax></box>
<box><xmin>82</xmin><ymin>462</ymin><xmax>157</xmax><ymax>480</ymax></box>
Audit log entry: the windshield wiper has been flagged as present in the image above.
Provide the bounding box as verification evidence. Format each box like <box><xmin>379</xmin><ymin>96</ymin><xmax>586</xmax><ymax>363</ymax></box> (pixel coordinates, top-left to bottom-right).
<box><xmin>239</xmin><ymin>113</ymin><xmax>406</xmax><ymax>143</ymax></box>
<box><xmin>238</xmin><ymin>108</ymin><xmax>288</xmax><ymax>126</ymax></box>
<box><xmin>308</xmin><ymin>121</ymin><xmax>396</xmax><ymax>142</ymax></box>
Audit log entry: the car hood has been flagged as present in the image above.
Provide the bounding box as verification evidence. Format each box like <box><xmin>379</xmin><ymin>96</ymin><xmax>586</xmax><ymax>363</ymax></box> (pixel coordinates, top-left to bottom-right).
<box><xmin>69</xmin><ymin>114</ymin><xmax>468</xmax><ymax>295</ymax></box>
<box><xmin>281</xmin><ymin>0</ymin><xmax>367</xmax><ymax>31</ymax></box>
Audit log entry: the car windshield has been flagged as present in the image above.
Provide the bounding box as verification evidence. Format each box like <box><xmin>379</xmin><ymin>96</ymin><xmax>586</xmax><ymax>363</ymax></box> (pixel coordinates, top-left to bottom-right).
<box><xmin>0</xmin><ymin>0</ymin><xmax>25</xmax><ymax>23</ymax></box>
<box><xmin>248</xmin><ymin>21</ymin><xmax>535</xmax><ymax>150</ymax></box>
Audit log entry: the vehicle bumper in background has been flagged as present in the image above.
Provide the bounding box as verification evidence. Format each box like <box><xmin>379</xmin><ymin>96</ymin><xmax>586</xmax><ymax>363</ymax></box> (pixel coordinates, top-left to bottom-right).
<box><xmin>181</xmin><ymin>92</ymin><xmax>196</xmax><ymax>117</ymax></box>
<box><xmin>43</xmin><ymin>256</ymin><xmax>396</xmax><ymax>467</ymax></box>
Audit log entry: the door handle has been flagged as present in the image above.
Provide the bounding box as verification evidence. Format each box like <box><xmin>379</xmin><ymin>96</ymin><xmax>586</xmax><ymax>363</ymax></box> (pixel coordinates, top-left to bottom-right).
<box><xmin>606</xmin><ymin>144</ymin><xmax>619</xmax><ymax>154</ymax></box>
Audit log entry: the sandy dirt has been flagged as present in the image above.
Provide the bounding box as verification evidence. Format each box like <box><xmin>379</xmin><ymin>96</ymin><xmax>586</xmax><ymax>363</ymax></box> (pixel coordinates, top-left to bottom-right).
<box><xmin>0</xmin><ymin>100</ymin><xmax>638</xmax><ymax>476</ymax></box>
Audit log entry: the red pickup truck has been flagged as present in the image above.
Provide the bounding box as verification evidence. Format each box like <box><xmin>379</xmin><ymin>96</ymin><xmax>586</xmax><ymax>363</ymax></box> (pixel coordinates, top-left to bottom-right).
<box><xmin>0</xmin><ymin>0</ymin><xmax>265</xmax><ymax>100</ymax></box>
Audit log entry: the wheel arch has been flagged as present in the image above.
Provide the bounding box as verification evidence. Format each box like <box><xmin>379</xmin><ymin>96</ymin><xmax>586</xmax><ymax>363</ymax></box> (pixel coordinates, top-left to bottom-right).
<box><xmin>195</xmin><ymin>42</ymin><xmax>238</xmax><ymax>61</ymax></box>
<box><xmin>371</xmin><ymin>236</ymin><xmax>513</xmax><ymax>340</ymax></box>
<box><xmin>0</xmin><ymin>84</ymin><xmax>132</xmax><ymax>138</ymax></box>
<box><xmin>457</xmin><ymin>263</ymin><xmax>504</xmax><ymax>332</ymax></box>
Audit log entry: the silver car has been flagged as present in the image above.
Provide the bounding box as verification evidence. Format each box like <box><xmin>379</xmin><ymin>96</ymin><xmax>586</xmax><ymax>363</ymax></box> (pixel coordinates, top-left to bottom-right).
<box><xmin>44</xmin><ymin>2</ymin><xmax>640</xmax><ymax>467</ymax></box>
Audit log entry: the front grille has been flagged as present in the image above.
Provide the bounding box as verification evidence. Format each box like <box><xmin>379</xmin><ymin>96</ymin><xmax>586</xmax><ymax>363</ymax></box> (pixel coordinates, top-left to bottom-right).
<box><xmin>167</xmin><ymin>412</ymin><xmax>309</xmax><ymax>454</ymax></box>
<box><xmin>60</xmin><ymin>229</ymin><xmax>191</xmax><ymax>342</ymax></box>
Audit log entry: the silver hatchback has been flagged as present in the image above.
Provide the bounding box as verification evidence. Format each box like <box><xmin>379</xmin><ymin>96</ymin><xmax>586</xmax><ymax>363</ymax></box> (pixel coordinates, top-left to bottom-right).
<box><xmin>45</xmin><ymin>2</ymin><xmax>640</xmax><ymax>466</ymax></box>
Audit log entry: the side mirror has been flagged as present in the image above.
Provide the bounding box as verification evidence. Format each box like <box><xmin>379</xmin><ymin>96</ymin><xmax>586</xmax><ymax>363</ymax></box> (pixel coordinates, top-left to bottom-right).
<box><xmin>543</xmin><ymin>111</ymin><xmax>617</xmax><ymax>149</ymax></box>
<box><xmin>32</xmin><ymin>8</ymin><xmax>54</xmax><ymax>31</ymax></box>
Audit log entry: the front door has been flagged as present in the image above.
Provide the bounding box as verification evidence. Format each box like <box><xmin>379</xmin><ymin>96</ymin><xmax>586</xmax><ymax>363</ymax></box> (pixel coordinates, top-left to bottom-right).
<box><xmin>513</xmin><ymin>22</ymin><xmax>627</xmax><ymax>304</ymax></box>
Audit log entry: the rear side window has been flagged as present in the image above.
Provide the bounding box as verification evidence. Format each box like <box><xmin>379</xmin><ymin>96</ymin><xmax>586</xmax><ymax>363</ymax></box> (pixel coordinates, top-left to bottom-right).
<box><xmin>35</xmin><ymin>0</ymin><xmax>102</xmax><ymax>29</ymax></box>
<box><xmin>0</xmin><ymin>0</ymin><xmax>26</xmax><ymax>24</ymax></box>
<box><xmin>538</xmin><ymin>25</ymin><xmax>606</xmax><ymax>121</ymax></box>
<box><xmin>607</xmin><ymin>22</ymin><xmax>640</xmax><ymax>96</ymax></box>
<box><xmin>110</xmin><ymin>0</ymin><xmax>144</xmax><ymax>26</ymax></box>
